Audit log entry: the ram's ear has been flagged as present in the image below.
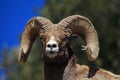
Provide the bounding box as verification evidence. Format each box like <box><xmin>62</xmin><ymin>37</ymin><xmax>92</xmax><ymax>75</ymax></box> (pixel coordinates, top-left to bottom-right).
<box><xmin>69</xmin><ymin>35</ymin><xmax>78</xmax><ymax>43</ymax></box>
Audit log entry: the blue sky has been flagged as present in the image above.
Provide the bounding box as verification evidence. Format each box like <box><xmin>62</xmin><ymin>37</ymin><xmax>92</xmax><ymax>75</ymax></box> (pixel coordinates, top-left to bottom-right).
<box><xmin>0</xmin><ymin>0</ymin><xmax>44</xmax><ymax>79</ymax></box>
<box><xmin>0</xmin><ymin>0</ymin><xmax>44</xmax><ymax>51</ymax></box>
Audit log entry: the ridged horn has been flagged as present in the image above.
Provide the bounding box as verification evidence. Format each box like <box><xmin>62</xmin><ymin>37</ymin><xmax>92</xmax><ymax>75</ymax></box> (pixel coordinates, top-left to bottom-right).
<box><xmin>19</xmin><ymin>17</ymin><xmax>53</xmax><ymax>63</ymax></box>
<box><xmin>58</xmin><ymin>15</ymin><xmax>99</xmax><ymax>61</ymax></box>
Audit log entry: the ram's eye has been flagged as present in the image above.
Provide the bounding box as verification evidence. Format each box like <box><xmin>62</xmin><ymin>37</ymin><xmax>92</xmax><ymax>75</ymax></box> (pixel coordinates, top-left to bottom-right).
<box><xmin>39</xmin><ymin>36</ymin><xmax>45</xmax><ymax>41</ymax></box>
<box><xmin>62</xmin><ymin>38</ymin><xmax>66</xmax><ymax>42</ymax></box>
<box><xmin>62</xmin><ymin>36</ymin><xmax>71</xmax><ymax>42</ymax></box>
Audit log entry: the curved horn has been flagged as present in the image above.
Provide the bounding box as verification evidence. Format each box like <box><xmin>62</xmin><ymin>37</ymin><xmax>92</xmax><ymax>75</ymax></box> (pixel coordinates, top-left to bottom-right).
<box><xmin>58</xmin><ymin>15</ymin><xmax>99</xmax><ymax>61</ymax></box>
<box><xmin>19</xmin><ymin>17</ymin><xmax>53</xmax><ymax>63</ymax></box>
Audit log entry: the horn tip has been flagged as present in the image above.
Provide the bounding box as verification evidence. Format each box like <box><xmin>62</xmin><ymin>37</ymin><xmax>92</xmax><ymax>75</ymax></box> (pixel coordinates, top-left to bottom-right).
<box><xmin>18</xmin><ymin>58</ymin><xmax>26</xmax><ymax>64</ymax></box>
<box><xmin>81</xmin><ymin>45</ymin><xmax>99</xmax><ymax>61</ymax></box>
<box><xmin>18</xmin><ymin>50</ymin><xmax>27</xmax><ymax>64</ymax></box>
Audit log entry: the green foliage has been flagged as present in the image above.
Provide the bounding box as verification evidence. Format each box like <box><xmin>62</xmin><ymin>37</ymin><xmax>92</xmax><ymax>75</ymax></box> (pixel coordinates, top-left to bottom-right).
<box><xmin>2</xmin><ymin>0</ymin><xmax>120</xmax><ymax>80</ymax></box>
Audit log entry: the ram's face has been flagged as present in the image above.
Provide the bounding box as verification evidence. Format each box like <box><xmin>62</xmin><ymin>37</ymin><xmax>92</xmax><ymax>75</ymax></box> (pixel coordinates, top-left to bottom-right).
<box><xmin>39</xmin><ymin>25</ymin><xmax>71</xmax><ymax>60</ymax></box>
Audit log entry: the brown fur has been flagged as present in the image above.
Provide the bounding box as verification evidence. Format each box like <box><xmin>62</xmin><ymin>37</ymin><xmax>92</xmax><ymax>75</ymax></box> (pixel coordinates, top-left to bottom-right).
<box><xmin>63</xmin><ymin>56</ymin><xmax>120</xmax><ymax>80</ymax></box>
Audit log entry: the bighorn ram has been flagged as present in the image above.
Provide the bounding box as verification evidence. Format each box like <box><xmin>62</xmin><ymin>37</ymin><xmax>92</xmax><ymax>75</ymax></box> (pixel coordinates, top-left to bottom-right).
<box><xmin>19</xmin><ymin>15</ymin><xmax>120</xmax><ymax>80</ymax></box>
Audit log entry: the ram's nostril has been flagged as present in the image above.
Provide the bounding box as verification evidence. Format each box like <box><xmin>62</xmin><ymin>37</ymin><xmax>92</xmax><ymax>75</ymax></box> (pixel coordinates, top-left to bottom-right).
<box><xmin>47</xmin><ymin>44</ymin><xmax>52</xmax><ymax>48</ymax></box>
<box><xmin>47</xmin><ymin>44</ymin><xmax>57</xmax><ymax>48</ymax></box>
<box><xmin>52</xmin><ymin>44</ymin><xmax>57</xmax><ymax>48</ymax></box>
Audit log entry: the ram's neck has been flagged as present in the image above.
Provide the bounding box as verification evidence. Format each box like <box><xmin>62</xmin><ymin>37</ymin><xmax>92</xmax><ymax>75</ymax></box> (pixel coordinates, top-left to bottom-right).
<box><xmin>43</xmin><ymin>47</ymin><xmax>74</xmax><ymax>80</ymax></box>
<box><xmin>44</xmin><ymin>62</ymin><xmax>67</xmax><ymax>80</ymax></box>
<box><xmin>44</xmin><ymin>47</ymin><xmax>73</xmax><ymax>80</ymax></box>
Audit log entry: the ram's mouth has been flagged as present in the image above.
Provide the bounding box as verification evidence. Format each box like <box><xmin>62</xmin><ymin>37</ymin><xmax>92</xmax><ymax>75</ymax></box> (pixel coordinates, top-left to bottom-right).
<box><xmin>46</xmin><ymin>52</ymin><xmax>58</xmax><ymax>58</ymax></box>
<box><xmin>49</xmin><ymin>50</ymin><xmax>57</xmax><ymax>54</ymax></box>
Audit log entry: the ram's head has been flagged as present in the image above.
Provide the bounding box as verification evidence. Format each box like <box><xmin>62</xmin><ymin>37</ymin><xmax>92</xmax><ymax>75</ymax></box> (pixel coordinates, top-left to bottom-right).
<box><xmin>18</xmin><ymin>15</ymin><xmax>99</xmax><ymax>64</ymax></box>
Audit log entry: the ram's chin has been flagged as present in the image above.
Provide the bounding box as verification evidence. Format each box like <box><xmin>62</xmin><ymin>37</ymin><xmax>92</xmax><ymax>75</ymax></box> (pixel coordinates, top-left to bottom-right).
<box><xmin>46</xmin><ymin>53</ymin><xmax>58</xmax><ymax>58</ymax></box>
